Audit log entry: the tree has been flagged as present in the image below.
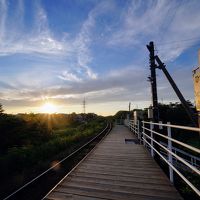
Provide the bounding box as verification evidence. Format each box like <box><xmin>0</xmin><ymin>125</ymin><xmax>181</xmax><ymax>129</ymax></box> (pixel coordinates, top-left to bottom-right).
<box><xmin>0</xmin><ymin>104</ymin><xmax>4</xmax><ymax>116</ymax></box>
<box><xmin>158</xmin><ymin>101</ymin><xmax>196</xmax><ymax>126</ymax></box>
<box><xmin>113</xmin><ymin>111</ymin><xmax>128</xmax><ymax>120</ymax></box>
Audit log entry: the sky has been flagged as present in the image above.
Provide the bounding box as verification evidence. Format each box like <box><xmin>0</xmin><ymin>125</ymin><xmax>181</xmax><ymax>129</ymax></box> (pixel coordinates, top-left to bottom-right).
<box><xmin>0</xmin><ymin>0</ymin><xmax>200</xmax><ymax>116</ymax></box>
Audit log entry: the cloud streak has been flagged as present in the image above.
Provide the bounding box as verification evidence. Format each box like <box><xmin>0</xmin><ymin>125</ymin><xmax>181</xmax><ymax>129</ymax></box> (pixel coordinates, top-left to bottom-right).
<box><xmin>0</xmin><ymin>0</ymin><xmax>101</xmax><ymax>82</ymax></box>
<box><xmin>108</xmin><ymin>0</ymin><xmax>200</xmax><ymax>61</ymax></box>
<box><xmin>0</xmin><ymin>0</ymin><xmax>66</xmax><ymax>56</ymax></box>
<box><xmin>0</xmin><ymin>0</ymin><xmax>7</xmax><ymax>42</ymax></box>
<box><xmin>72</xmin><ymin>1</ymin><xmax>114</xmax><ymax>80</ymax></box>
<box><xmin>58</xmin><ymin>70</ymin><xmax>82</xmax><ymax>82</ymax></box>
<box><xmin>0</xmin><ymin>65</ymin><xmax>149</xmax><ymax>104</ymax></box>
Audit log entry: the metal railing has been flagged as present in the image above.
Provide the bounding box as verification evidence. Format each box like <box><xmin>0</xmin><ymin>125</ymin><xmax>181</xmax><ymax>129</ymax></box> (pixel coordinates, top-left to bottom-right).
<box><xmin>159</xmin><ymin>141</ymin><xmax>200</xmax><ymax>169</ymax></box>
<box><xmin>127</xmin><ymin>120</ymin><xmax>200</xmax><ymax>197</ymax></box>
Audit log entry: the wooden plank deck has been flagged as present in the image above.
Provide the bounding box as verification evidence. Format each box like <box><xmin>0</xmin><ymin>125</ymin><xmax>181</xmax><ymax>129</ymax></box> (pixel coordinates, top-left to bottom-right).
<box><xmin>45</xmin><ymin>125</ymin><xmax>183</xmax><ymax>200</ymax></box>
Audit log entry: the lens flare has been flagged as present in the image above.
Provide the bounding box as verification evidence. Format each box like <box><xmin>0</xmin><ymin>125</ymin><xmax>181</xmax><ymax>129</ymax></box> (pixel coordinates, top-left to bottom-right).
<box><xmin>41</xmin><ymin>103</ymin><xmax>57</xmax><ymax>114</ymax></box>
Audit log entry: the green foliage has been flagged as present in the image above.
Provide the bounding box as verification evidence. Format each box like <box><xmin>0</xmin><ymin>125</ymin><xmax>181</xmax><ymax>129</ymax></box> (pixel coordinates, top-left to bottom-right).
<box><xmin>0</xmin><ymin>114</ymin><xmax>50</xmax><ymax>154</ymax></box>
<box><xmin>158</xmin><ymin>102</ymin><xmax>196</xmax><ymax>126</ymax></box>
<box><xmin>0</xmin><ymin>111</ymin><xmax>106</xmax><ymax>180</ymax></box>
<box><xmin>157</xmin><ymin>102</ymin><xmax>199</xmax><ymax>144</ymax></box>
<box><xmin>113</xmin><ymin>110</ymin><xmax>128</xmax><ymax>120</ymax></box>
<box><xmin>175</xmin><ymin>171</ymin><xmax>200</xmax><ymax>199</ymax></box>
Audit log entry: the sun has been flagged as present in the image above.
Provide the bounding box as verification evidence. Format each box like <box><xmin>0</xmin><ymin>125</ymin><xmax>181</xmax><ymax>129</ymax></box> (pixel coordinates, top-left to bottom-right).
<box><xmin>41</xmin><ymin>102</ymin><xmax>57</xmax><ymax>114</ymax></box>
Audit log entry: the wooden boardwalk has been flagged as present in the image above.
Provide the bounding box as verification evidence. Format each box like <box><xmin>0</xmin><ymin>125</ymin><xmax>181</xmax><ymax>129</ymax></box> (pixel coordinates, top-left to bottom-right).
<box><xmin>45</xmin><ymin>125</ymin><xmax>183</xmax><ymax>200</ymax></box>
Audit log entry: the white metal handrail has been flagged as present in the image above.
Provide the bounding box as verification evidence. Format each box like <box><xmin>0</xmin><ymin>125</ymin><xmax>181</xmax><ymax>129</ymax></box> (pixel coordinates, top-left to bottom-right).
<box><xmin>160</xmin><ymin>141</ymin><xmax>200</xmax><ymax>168</ymax></box>
<box><xmin>143</xmin><ymin>121</ymin><xmax>200</xmax><ymax>132</ymax></box>
<box><xmin>143</xmin><ymin>126</ymin><xmax>200</xmax><ymax>154</ymax></box>
<box><xmin>142</xmin><ymin>132</ymin><xmax>200</xmax><ymax>175</ymax></box>
<box><xmin>143</xmin><ymin>138</ymin><xmax>200</xmax><ymax>196</ymax></box>
<box><xmin>127</xmin><ymin>119</ymin><xmax>200</xmax><ymax>197</ymax></box>
<box><xmin>128</xmin><ymin>121</ymin><xmax>139</xmax><ymax>136</ymax></box>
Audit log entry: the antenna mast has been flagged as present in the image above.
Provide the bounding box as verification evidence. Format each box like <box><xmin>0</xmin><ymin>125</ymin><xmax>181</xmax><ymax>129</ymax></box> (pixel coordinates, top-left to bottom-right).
<box><xmin>83</xmin><ymin>98</ymin><xmax>86</xmax><ymax>114</ymax></box>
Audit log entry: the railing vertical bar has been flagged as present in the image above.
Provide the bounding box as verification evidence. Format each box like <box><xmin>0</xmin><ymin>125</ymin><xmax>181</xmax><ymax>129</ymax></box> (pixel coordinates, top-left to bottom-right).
<box><xmin>137</xmin><ymin>120</ymin><xmax>141</xmax><ymax>142</ymax></box>
<box><xmin>142</xmin><ymin>121</ymin><xmax>145</xmax><ymax>146</ymax></box>
<box><xmin>150</xmin><ymin>122</ymin><xmax>154</xmax><ymax>157</ymax></box>
<box><xmin>159</xmin><ymin>121</ymin><xmax>163</xmax><ymax>129</ymax></box>
<box><xmin>167</xmin><ymin>122</ymin><xmax>174</xmax><ymax>183</ymax></box>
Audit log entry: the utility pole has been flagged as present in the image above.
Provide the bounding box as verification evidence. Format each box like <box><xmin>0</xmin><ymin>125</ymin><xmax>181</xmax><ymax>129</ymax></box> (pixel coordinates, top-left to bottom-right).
<box><xmin>146</xmin><ymin>41</ymin><xmax>197</xmax><ymax>126</ymax></box>
<box><xmin>146</xmin><ymin>42</ymin><xmax>160</xmax><ymax>163</ymax></box>
<box><xmin>155</xmin><ymin>55</ymin><xmax>197</xmax><ymax>127</ymax></box>
<box><xmin>147</xmin><ymin>41</ymin><xmax>159</xmax><ymax>122</ymax></box>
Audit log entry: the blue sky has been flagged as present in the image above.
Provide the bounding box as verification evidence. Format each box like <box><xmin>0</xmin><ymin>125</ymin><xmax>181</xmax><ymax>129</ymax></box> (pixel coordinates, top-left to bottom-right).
<box><xmin>0</xmin><ymin>0</ymin><xmax>200</xmax><ymax>115</ymax></box>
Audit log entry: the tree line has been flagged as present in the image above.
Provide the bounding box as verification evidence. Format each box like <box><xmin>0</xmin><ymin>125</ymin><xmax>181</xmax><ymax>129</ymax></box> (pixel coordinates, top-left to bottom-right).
<box><xmin>0</xmin><ymin>103</ymin><xmax>106</xmax><ymax>198</ymax></box>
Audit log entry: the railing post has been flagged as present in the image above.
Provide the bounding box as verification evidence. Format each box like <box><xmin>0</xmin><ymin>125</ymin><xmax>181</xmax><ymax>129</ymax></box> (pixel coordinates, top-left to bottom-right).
<box><xmin>194</xmin><ymin>158</ymin><xmax>197</xmax><ymax>167</ymax></box>
<box><xmin>159</xmin><ymin>121</ymin><xmax>163</xmax><ymax>129</ymax></box>
<box><xmin>142</xmin><ymin>121</ymin><xmax>145</xmax><ymax>146</ymax></box>
<box><xmin>150</xmin><ymin>121</ymin><xmax>154</xmax><ymax>157</ymax></box>
<box><xmin>191</xmin><ymin>157</ymin><xmax>194</xmax><ymax>166</ymax></box>
<box><xmin>137</xmin><ymin>120</ymin><xmax>140</xmax><ymax>140</ymax></box>
<box><xmin>134</xmin><ymin>121</ymin><xmax>136</xmax><ymax>135</ymax></box>
<box><xmin>167</xmin><ymin>122</ymin><xmax>174</xmax><ymax>183</ymax></box>
<box><xmin>131</xmin><ymin>121</ymin><xmax>133</xmax><ymax>132</ymax></box>
<box><xmin>132</xmin><ymin>121</ymin><xmax>134</xmax><ymax>133</ymax></box>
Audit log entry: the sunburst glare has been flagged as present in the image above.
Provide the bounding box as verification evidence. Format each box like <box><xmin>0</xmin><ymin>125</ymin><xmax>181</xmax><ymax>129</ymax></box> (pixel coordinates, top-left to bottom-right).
<box><xmin>41</xmin><ymin>102</ymin><xmax>57</xmax><ymax>114</ymax></box>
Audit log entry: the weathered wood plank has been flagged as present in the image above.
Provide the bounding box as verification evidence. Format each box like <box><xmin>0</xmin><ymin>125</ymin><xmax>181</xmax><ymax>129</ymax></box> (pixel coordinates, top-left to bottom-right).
<box><xmin>57</xmin><ymin>180</ymin><xmax>179</xmax><ymax>199</ymax></box>
<box><xmin>69</xmin><ymin>172</ymin><xmax>170</xmax><ymax>185</ymax></box>
<box><xmin>79</xmin><ymin>163</ymin><xmax>163</xmax><ymax>172</ymax></box>
<box><xmin>71</xmin><ymin>170</ymin><xmax>169</xmax><ymax>181</ymax></box>
<box><xmin>65</xmin><ymin>175</ymin><xmax>176</xmax><ymax>191</ymax></box>
<box><xmin>54</xmin><ymin>186</ymin><xmax>182</xmax><ymax>200</ymax></box>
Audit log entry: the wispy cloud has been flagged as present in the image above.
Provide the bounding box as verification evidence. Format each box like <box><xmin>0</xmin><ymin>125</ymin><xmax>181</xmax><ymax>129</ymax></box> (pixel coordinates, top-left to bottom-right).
<box><xmin>72</xmin><ymin>1</ymin><xmax>113</xmax><ymax>80</ymax></box>
<box><xmin>0</xmin><ymin>0</ymin><xmax>102</xmax><ymax>82</ymax></box>
<box><xmin>0</xmin><ymin>0</ymin><xmax>7</xmax><ymax>42</ymax></box>
<box><xmin>0</xmin><ymin>65</ymin><xmax>149</xmax><ymax>104</ymax></box>
<box><xmin>58</xmin><ymin>70</ymin><xmax>82</xmax><ymax>82</ymax></box>
<box><xmin>108</xmin><ymin>1</ymin><xmax>172</xmax><ymax>46</ymax></box>
<box><xmin>57</xmin><ymin>1</ymin><xmax>114</xmax><ymax>81</ymax></box>
<box><xmin>108</xmin><ymin>0</ymin><xmax>200</xmax><ymax>61</ymax></box>
<box><xmin>74</xmin><ymin>13</ymin><xmax>95</xmax><ymax>78</ymax></box>
<box><xmin>0</xmin><ymin>0</ymin><xmax>66</xmax><ymax>56</ymax></box>
<box><xmin>0</xmin><ymin>81</ymin><xmax>17</xmax><ymax>90</ymax></box>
